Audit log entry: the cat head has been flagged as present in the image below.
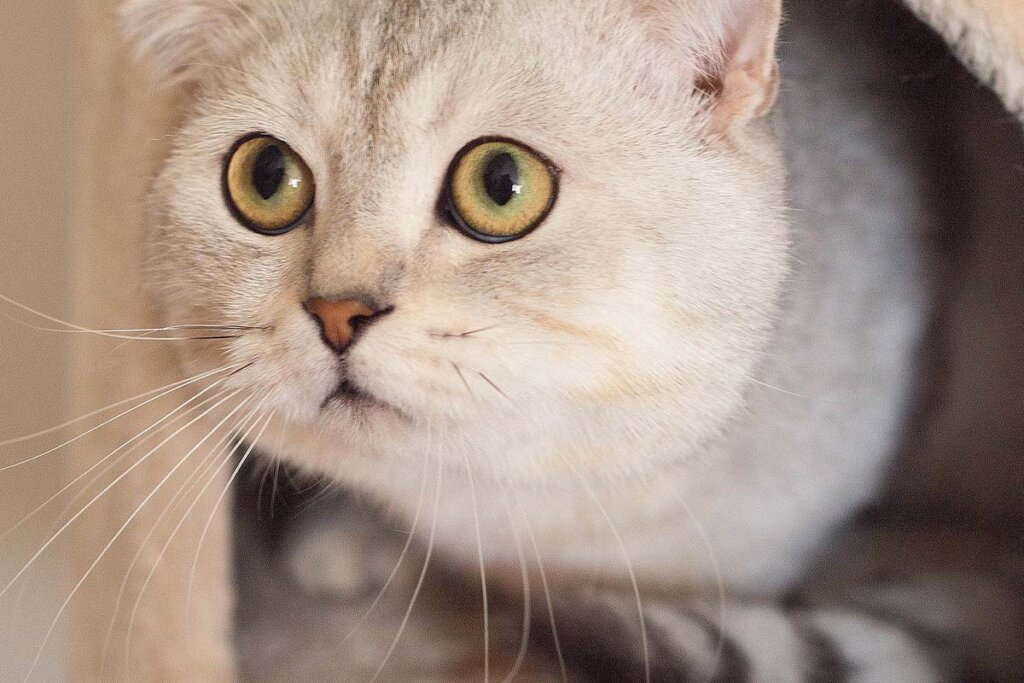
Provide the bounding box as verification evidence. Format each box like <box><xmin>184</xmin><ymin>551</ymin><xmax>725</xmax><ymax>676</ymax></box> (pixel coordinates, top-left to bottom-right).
<box><xmin>124</xmin><ymin>0</ymin><xmax>788</xmax><ymax>484</ymax></box>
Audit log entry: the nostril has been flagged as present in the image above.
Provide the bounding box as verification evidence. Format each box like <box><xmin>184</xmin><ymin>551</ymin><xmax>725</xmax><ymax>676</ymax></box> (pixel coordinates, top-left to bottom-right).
<box><xmin>349</xmin><ymin>306</ymin><xmax>394</xmax><ymax>337</ymax></box>
<box><xmin>303</xmin><ymin>298</ymin><xmax>393</xmax><ymax>354</ymax></box>
<box><xmin>349</xmin><ymin>314</ymin><xmax>372</xmax><ymax>335</ymax></box>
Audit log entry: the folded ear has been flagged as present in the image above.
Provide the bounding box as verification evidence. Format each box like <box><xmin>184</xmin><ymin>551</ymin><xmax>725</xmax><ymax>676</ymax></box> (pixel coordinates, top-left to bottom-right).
<box><xmin>121</xmin><ymin>0</ymin><xmax>255</xmax><ymax>83</ymax></box>
<box><xmin>632</xmin><ymin>0</ymin><xmax>783</xmax><ymax>137</ymax></box>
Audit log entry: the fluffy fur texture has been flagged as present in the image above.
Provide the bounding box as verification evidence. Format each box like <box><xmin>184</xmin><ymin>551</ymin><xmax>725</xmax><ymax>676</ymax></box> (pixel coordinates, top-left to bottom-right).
<box><xmin>60</xmin><ymin>0</ymin><xmax>1024</xmax><ymax>680</ymax></box>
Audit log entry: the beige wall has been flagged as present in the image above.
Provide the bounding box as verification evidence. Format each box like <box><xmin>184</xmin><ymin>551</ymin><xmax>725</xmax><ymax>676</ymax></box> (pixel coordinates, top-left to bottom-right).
<box><xmin>0</xmin><ymin>0</ymin><xmax>73</xmax><ymax>679</ymax></box>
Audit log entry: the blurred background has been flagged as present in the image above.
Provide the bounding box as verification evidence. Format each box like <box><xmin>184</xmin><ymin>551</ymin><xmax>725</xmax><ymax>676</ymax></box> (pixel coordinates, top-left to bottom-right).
<box><xmin>0</xmin><ymin>1</ymin><xmax>1021</xmax><ymax>681</ymax></box>
<box><xmin>0</xmin><ymin>0</ymin><xmax>73</xmax><ymax>679</ymax></box>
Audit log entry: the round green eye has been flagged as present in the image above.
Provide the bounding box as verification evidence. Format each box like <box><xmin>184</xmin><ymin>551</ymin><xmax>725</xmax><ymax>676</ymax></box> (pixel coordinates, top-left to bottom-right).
<box><xmin>445</xmin><ymin>137</ymin><xmax>559</xmax><ymax>243</ymax></box>
<box><xmin>224</xmin><ymin>135</ymin><xmax>315</xmax><ymax>235</ymax></box>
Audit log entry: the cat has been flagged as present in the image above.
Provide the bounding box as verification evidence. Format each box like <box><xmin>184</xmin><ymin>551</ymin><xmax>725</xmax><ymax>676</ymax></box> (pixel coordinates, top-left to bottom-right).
<box><xmin>57</xmin><ymin>0</ymin><xmax>1023</xmax><ymax>680</ymax></box>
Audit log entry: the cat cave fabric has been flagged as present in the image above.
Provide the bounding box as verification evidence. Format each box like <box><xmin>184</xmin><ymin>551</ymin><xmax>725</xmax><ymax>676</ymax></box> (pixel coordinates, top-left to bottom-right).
<box><xmin>906</xmin><ymin>0</ymin><xmax>1024</xmax><ymax>120</ymax></box>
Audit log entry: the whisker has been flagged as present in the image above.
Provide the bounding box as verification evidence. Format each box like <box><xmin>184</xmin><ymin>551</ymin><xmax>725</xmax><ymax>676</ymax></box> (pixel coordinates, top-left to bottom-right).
<box><xmin>342</xmin><ymin>452</ymin><xmax>431</xmax><ymax>643</ymax></box>
<box><xmin>270</xmin><ymin>460</ymin><xmax>282</xmax><ymax>510</ymax></box>
<box><xmin>512</xmin><ymin>489</ymin><xmax>567</xmax><ymax>683</ymax></box>
<box><xmin>670</xmin><ymin>490</ymin><xmax>728</xmax><ymax>679</ymax></box>
<box><xmin>258</xmin><ymin>412</ymin><xmax>291</xmax><ymax>520</ymax></box>
<box><xmin>101</xmin><ymin>329</ymin><xmax>164</xmax><ymax>361</ymax></box>
<box><xmin>451</xmin><ymin>362</ymin><xmax>474</xmax><ymax>397</ymax></box>
<box><xmin>745</xmin><ymin>375</ymin><xmax>806</xmax><ymax>400</ymax></box>
<box><xmin>0</xmin><ymin>364</ymin><xmax>241</xmax><ymax>472</ymax></box>
<box><xmin>0</xmin><ymin>365</ymin><xmax>236</xmax><ymax>448</ymax></box>
<box><xmin>89</xmin><ymin>324</ymin><xmax>261</xmax><ymax>334</ymax></box>
<box><xmin>673</xmin><ymin>334</ymin><xmax>807</xmax><ymax>401</ymax></box>
<box><xmin>0</xmin><ymin>307</ymin><xmax>247</xmax><ymax>342</ymax></box>
<box><xmin>22</xmin><ymin>392</ymin><xmax>255</xmax><ymax>681</ymax></box>
<box><xmin>2</xmin><ymin>384</ymin><xmax>240</xmax><ymax>661</ymax></box>
<box><xmin>227</xmin><ymin>361</ymin><xmax>256</xmax><ymax>378</ymax></box>
<box><xmin>255</xmin><ymin>460</ymin><xmax>274</xmax><ymax>521</ymax></box>
<box><xmin>369</xmin><ymin>455</ymin><xmax>443</xmax><ymax>683</ymax></box>
<box><xmin>125</xmin><ymin>399</ymin><xmax>265</xmax><ymax>670</ymax></box>
<box><xmin>500</xmin><ymin>489</ymin><xmax>531</xmax><ymax>683</ymax></box>
<box><xmin>475</xmin><ymin>372</ymin><xmax>512</xmax><ymax>403</ymax></box>
<box><xmin>0</xmin><ymin>388</ymin><xmax>246</xmax><ymax>603</ymax></box>
<box><xmin>462</xmin><ymin>455</ymin><xmax>490</xmax><ymax>682</ymax></box>
<box><xmin>102</xmin><ymin>395</ymin><xmax>259</xmax><ymax>657</ymax></box>
<box><xmin>0</xmin><ymin>290</ymin><xmax>218</xmax><ymax>339</ymax></box>
<box><xmin>430</xmin><ymin>325</ymin><xmax>503</xmax><ymax>340</ymax></box>
<box><xmin>100</xmin><ymin>326</ymin><xmax>249</xmax><ymax>361</ymax></box>
<box><xmin>459</xmin><ymin>325</ymin><xmax>502</xmax><ymax>338</ymax></box>
<box><xmin>570</xmin><ymin>467</ymin><xmax>651</xmax><ymax>683</ymax></box>
<box><xmin>0</xmin><ymin>378</ymin><xmax>236</xmax><ymax>546</ymax></box>
<box><xmin>185</xmin><ymin>406</ymin><xmax>273</xmax><ymax>606</ymax></box>
<box><xmin>289</xmin><ymin>478</ymin><xmax>339</xmax><ymax>515</ymax></box>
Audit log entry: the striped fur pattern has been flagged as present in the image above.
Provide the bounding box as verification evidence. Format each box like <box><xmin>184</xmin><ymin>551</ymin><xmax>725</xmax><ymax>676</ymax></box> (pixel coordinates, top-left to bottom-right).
<box><xmin>534</xmin><ymin>527</ymin><xmax>1024</xmax><ymax>682</ymax></box>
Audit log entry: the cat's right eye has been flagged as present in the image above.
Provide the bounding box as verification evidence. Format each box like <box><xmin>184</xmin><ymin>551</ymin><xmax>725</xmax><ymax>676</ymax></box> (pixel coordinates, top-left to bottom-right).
<box><xmin>224</xmin><ymin>135</ymin><xmax>315</xmax><ymax>235</ymax></box>
<box><xmin>443</xmin><ymin>137</ymin><xmax>559</xmax><ymax>243</ymax></box>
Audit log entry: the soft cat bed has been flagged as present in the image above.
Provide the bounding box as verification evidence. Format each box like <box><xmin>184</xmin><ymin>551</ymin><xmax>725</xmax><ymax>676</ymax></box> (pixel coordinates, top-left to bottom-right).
<box><xmin>904</xmin><ymin>0</ymin><xmax>1024</xmax><ymax>118</ymax></box>
<box><xmin>69</xmin><ymin>0</ymin><xmax>1024</xmax><ymax>680</ymax></box>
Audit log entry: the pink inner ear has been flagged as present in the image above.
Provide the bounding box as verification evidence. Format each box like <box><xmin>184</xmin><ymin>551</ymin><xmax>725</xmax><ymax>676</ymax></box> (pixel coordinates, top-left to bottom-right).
<box><xmin>626</xmin><ymin>0</ymin><xmax>782</xmax><ymax>131</ymax></box>
<box><xmin>704</xmin><ymin>0</ymin><xmax>783</xmax><ymax>136</ymax></box>
<box><xmin>721</xmin><ymin>0</ymin><xmax>781</xmax><ymax>73</ymax></box>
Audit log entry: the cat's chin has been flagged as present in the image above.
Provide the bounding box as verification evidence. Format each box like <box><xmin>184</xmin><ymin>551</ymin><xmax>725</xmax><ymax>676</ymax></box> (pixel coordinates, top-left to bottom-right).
<box><xmin>320</xmin><ymin>377</ymin><xmax>384</xmax><ymax>410</ymax></box>
<box><xmin>318</xmin><ymin>381</ymin><xmax>410</xmax><ymax>424</ymax></box>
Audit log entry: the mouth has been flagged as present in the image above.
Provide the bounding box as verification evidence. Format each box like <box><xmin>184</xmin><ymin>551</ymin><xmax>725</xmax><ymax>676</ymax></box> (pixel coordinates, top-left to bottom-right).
<box><xmin>321</xmin><ymin>376</ymin><xmax>387</xmax><ymax>411</ymax></box>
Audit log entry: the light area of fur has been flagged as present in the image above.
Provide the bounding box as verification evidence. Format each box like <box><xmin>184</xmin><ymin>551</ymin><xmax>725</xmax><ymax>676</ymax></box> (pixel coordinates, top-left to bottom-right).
<box><xmin>903</xmin><ymin>0</ymin><xmax>1024</xmax><ymax>120</ymax></box>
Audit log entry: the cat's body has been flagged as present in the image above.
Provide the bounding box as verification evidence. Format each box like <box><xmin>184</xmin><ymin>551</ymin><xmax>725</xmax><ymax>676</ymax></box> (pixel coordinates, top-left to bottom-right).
<box><xmin>60</xmin><ymin>0</ymin><xmax>1023</xmax><ymax>680</ymax></box>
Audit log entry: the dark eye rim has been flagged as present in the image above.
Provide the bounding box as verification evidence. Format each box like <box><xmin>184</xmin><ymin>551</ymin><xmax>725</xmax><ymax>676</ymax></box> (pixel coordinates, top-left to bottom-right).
<box><xmin>441</xmin><ymin>135</ymin><xmax>561</xmax><ymax>244</ymax></box>
<box><xmin>222</xmin><ymin>132</ymin><xmax>316</xmax><ymax>236</ymax></box>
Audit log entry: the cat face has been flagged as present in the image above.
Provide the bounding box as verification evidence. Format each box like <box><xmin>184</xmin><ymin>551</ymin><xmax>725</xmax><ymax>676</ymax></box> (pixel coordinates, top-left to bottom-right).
<box><xmin>130</xmin><ymin>0</ymin><xmax>788</xmax><ymax>483</ymax></box>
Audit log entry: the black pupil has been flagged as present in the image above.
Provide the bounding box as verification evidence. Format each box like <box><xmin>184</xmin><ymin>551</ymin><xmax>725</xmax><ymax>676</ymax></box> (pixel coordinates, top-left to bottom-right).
<box><xmin>252</xmin><ymin>144</ymin><xmax>287</xmax><ymax>200</ymax></box>
<box><xmin>482</xmin><ymin>153</ymin><xmax>519</xmax><ymax>206</ymax></box>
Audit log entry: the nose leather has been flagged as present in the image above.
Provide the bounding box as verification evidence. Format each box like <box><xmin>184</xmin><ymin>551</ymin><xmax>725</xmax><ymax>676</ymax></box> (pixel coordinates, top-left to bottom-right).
<box><xmin>304</xmin><ymin>298</ymin><xmax>378</xmax><ymax>352</ymax></box>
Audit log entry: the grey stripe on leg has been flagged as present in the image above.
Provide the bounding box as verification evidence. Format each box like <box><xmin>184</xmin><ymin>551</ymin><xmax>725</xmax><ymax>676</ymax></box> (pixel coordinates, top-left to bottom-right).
<box><xmin>682</xmin><ymin>609</ymin><xmax>751</xmax><ymax>683</ymax></box>
<box><xmin>792</xmin><ymin>616</ymin><xmax>850</xmax><ymax>683</ymax></box>
<box><xmin>535</xmin><ymin>597</ymin><xmax>668</xmax><ymax>682</ymax></box>
<box><xmin>539</xmin><ymin>598</ymin><xmax>756</xmax><ymax>682</ymax></box>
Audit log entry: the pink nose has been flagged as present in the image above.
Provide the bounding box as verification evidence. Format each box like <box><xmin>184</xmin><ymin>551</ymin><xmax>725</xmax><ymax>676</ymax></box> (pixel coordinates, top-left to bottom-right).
<box><xmin>303</xmin><ymin>298</ymin><xmax>379</xmax><ymax>353</ymax></box>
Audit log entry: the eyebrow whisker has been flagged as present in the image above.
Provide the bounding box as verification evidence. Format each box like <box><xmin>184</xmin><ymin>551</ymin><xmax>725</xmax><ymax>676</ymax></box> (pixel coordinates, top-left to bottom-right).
<box><xmin>451</xmin><ymin>362</ymin><xmax>475</xmax><ymax>397</ymax></box>
<box><xmin>459</xmin><ymin>325</ymin><xmax>501</xmax><ymax>338</ymax></box>
<box><xmin>475</xmin><ymin>372</ymin><xmax>512</xmax><ymax>403</ymax></box>
<box><xmin>429</xmin><ymin>325</ymin><xmax>502</xmax><ymax>340</ymax></box>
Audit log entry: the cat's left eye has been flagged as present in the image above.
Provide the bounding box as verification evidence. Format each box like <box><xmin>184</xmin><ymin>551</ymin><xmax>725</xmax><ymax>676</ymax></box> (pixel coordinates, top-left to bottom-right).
<box><xmin>444</xmin><ymin>137</ymin><xmax>559</xmax><ymax>243</ymax></box>
<box><xmin>224</xmin><ymin>135</ymin><xmax>315</xmax><ymax>235</ymax></box>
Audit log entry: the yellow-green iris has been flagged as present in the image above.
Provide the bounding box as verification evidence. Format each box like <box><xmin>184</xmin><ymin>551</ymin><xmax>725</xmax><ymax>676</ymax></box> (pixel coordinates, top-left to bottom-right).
<box><xmin>225</xmin><ymin>135</ymin><xmax>315</xmax><ymax>234</ymax></box>
<box><xmin>446</xmin><ymin>138</ymin><xmax>558</xmax><ymax>242</ymax></box>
